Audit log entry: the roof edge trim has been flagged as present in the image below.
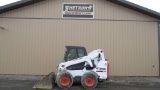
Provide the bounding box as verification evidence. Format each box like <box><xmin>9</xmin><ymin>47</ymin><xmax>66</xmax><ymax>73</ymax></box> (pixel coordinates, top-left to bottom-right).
<box><xmin>0</xmin><ymin>0</ymin><xmax>44</xmax><ymax>14</ymax></box>
<box><xmin>107</xmin><ymin>0</ymin><xmax>160</xmax><ymax>20</ymax></box>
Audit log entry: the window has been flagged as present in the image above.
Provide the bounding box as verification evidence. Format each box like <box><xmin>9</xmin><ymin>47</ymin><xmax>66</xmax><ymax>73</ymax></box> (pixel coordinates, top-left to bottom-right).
<box><xmin>78</xmin><ymin>49</ymin><xmax>85</xmax><ymax>57</ymax></box>
<box><xmin>67</xmin><ymin>49</ymin><xmax>78</xmax><ymax>61</ymax></box>
<box><xmin>64</xmin><ymin>46</ymin><xmax>87</xmax><ymax>62</ymax></box>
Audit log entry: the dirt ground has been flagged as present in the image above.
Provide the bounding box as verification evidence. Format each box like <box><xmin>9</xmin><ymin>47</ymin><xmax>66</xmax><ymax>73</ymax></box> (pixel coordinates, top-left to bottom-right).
<box><xmin>0</xmin><ymin>76</ymin><xmax>160</xmax><ymax>90</ymax></box>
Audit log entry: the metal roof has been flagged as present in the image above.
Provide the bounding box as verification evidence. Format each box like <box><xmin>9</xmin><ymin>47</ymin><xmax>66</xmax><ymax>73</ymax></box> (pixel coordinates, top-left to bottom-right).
<box><xmin>0</xmin><ymin>0</ymin><xmax>160</xmax><ymax>20</ymax></box>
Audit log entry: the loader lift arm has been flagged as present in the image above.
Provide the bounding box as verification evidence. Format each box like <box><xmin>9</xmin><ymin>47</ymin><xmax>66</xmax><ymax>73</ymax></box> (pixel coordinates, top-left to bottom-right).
<box><xmin>59</xmin><ymin>49</ymin><xmax>105</xmax><ymax>70</ymax></box>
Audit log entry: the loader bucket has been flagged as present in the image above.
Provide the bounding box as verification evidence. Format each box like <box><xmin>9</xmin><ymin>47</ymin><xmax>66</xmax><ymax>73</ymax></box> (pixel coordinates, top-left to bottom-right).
<box><xmin>33</xmin><ymin>72</ymin><xmax>56</xmax><ymax>89</ymax></box>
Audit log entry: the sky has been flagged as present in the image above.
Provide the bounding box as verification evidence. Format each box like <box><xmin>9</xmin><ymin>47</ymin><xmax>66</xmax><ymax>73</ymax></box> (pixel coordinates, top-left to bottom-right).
<box><xmin>0</xmin><ymin>0</ymin><xmax>160</xmax><ymax>13</ymax></box>
<box><xmin>127</xmin><ymin>0</ymin><xmax>160</xmax><ymax>13</ymax></box>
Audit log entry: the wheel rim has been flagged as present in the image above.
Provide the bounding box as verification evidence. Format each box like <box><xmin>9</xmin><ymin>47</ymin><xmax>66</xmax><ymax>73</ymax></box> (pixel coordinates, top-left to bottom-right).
<box><xmin>60</xmin><ymin>75</ymin><xmax>70</xmax><ymax>86</ymax></box>
<box><xmin>85</xmin><ymin>76</ymin><xmax>95</xmax><ymax>86</ymax></box>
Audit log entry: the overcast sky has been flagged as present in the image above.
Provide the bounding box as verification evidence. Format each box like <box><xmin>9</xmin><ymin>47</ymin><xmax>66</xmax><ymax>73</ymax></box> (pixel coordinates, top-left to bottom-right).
<box><xmin>0</xmin><ymin>0</ymin><xmax>160</xmax><ymax>13</ymax></box>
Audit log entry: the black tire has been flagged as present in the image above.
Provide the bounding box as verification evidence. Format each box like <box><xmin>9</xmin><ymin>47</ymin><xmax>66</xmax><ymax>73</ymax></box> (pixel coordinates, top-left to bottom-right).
<box><xmin>56</xmin><ymin>71</ymin><xmax>73</xmax><ymax>89</ymax></box>
<box><xmin>81</xmin><ymin>72</ymin><xmax>98</xmax><ymax>90</ymax></box>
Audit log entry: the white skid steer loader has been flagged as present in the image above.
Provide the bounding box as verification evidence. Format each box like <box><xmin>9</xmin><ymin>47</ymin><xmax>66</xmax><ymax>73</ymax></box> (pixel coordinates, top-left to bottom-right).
<box><xmin>33</xmin><ymin>46</ymin><xmax>110</xmax><ymax>89</ymax></box>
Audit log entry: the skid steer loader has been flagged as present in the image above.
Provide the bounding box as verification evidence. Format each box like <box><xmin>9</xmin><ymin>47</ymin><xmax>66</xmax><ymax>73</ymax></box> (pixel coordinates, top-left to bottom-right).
<box><xmin>33</xmin><ymin>46</ymin><xmax>110</xmax><ymax>89</ymax></box>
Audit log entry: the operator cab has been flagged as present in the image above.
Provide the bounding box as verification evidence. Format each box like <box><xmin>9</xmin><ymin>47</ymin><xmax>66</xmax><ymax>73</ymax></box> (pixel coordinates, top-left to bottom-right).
<box><xmin>64</xmin><ymin>46</ymin><xmax>87</xmax><ymax>62</ymax></box>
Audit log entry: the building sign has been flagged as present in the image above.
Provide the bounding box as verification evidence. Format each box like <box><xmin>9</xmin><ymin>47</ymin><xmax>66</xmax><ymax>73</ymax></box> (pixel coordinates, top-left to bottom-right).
<box><xmin>62</xmin><ymin>3</ymin><xmax>94</xmax><ymax>19</ymax></box>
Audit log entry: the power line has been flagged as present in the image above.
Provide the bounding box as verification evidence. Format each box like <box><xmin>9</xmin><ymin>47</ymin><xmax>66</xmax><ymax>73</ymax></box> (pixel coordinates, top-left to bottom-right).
<box><xmin>0</xmin><ymin>16</ymin><xmax>159</xmax><ymax>22</ymax></box>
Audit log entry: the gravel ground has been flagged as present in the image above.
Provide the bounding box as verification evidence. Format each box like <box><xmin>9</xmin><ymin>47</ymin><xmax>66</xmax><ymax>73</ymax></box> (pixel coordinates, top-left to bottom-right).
<box><xmin>0</xmin><ymin>75</ymin><xmax>160</xmax><ymax>90</ymax></box>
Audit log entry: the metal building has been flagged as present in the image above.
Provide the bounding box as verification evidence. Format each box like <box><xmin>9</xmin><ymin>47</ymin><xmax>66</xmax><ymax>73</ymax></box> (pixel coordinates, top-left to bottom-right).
<box><xmin>0</xmin><ymin>0</ymin><xmax>160</xmax><ymax>76</ymax></box>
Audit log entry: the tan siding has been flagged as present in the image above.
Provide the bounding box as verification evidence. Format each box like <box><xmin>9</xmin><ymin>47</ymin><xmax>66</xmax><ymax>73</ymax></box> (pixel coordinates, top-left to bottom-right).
<box><xmin>0</xmin><ymin>18</ymin><xmax>159</xmax><ymax>76</ymax></box>
<box><xmin>0</xmin><ymin>0</ymin><xmax>159</xmax><ymax>76</ymax></box>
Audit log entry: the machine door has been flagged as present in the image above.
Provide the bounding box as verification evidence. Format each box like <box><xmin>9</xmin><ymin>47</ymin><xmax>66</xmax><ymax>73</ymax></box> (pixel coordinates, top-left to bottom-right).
<box><xmin>64</xmin><ymin>46</ymin><xmax>87</xmax><ymax>62</ymax></box>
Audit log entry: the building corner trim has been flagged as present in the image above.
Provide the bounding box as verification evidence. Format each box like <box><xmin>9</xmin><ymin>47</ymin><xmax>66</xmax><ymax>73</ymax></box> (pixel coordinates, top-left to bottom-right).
<box><xmin>158</xmin><ymin>22</ymin><xmax>160</xmax><ymax>76</ymax></box>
